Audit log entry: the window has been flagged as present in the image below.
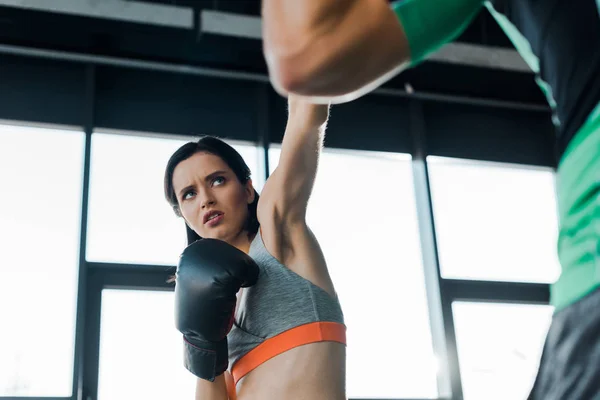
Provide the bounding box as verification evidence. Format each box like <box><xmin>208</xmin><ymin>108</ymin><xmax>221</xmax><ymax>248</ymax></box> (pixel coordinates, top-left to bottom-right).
<box><xmin>428</xmin><ymin>156</ymin><xmax>560</xmax><ymax>283</ymax></box>
<box><xmin>98</xmin><ymin>289</ymin><xmax>196</xmax><ymax>400</ymax></box>
<box><xmin>86</xmin><ymin>132</ymin><xmax>260</xmax><ymax>265</ymax></box>
<box><xmin>453</xmin><ymin>302</ymin><xmax>553</xmax><ymax>400</ymax></box>
<box><xmin>0</xmin><ymin>123</ymin><xmax>84</xmax><ymax>397</ymax></box>
<box><xmin>269</xmin><ymin>147</ymin><xmax>438</xmax><ymax>398</ymax></box>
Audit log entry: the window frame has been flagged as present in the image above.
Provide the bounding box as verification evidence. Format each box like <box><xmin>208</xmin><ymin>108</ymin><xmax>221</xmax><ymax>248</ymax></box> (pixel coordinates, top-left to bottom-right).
<box><xmin>1</xmin><ymin>62</ymin><xmax>555</xmax><ymax>400</ymax></box>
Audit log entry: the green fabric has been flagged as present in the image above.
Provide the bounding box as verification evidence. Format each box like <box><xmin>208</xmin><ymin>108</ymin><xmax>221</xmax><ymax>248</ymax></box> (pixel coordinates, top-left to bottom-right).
<box><xmin>552</xmin><ymin>102</ymin><xmax>600</xmax><ymax>310</ymax></box>
<box><xmin>483</xmin><ymin>3</ymin><xmax>539</xmax><ymax>72</ymax></box>
<box><xmin>391</xmin><ymin>0</ymin><xmax>484</xmax><ymax>65</ymax></box>
<box><xmin>485</xmin><ymin>2</ymin><xmax>559</xmax><ymax>124</ymax></box>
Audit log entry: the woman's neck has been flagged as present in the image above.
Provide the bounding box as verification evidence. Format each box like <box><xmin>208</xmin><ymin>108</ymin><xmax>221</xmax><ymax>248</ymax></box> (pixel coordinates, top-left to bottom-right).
<box><xmin>229</xmin><ymin>230</ymin><xmax>256</xmax><ymax>254</ymax></box>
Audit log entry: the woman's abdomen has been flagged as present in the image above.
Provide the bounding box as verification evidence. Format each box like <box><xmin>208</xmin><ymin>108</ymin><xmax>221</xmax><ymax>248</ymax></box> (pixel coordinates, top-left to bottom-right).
<box><xmin>236</xmin><ymin>341</ymin><xmax>346</xmax><ymax>400</ymax></box>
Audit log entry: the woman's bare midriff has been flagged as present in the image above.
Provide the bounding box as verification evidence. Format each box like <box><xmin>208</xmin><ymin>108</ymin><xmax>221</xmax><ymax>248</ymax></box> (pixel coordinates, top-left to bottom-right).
<box><xmin>234</xmin><ymin>341</ymin><xmax>346</xmax><ymax>400</ymax></box>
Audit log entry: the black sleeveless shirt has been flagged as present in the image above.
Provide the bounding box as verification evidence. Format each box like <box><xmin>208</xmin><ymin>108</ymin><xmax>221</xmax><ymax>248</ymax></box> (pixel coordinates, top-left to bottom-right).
<box><xmin>489</xmin><ymin>0</ymin><xmax>600</xmax><ymax>159</ymax></box>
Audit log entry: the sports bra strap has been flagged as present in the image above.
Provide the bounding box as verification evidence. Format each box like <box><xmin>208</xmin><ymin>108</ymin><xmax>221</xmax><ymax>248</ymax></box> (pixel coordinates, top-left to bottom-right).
<box><xmin>229</xmin><ymin>321</ymin><xmax>347</xmax><ymax>388</ymax></box>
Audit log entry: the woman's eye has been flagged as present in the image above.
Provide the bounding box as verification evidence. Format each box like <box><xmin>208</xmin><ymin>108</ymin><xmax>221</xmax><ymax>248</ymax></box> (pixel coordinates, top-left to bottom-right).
<box><xmin>212</xmin><ymin>176</ymin><xmax>226</xmax><ymax>186</ymax></box>
<box><xmin>182</xmin><ymin>190</ymin><xmax>195</xmax><ymax>201</ymax></box>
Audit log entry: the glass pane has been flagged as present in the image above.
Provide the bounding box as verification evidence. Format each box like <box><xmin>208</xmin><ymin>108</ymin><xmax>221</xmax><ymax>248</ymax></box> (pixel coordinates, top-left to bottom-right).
<box><xmin>269</xmin><ymin>147</ymin><xmax>438</xmax><ymax>399</ymax></box>
<box><xmin>0</xmin><ymin>123</ymin><xmax>84</xmax><ymax>397</ymax></box>
<box><xmin>453</xmin><ymin>302</ymin><xmax>554</xmax><ymax>400</ymax></box>
<box><xmin>428</xmin><ymin>156</ymin><xmax>560</xmax><ymax>283</ymax></box>
<box><xmin>98</xmin><ymin>289</ymin><xmax>196</xmax><ymax>400</ymax></box>
<box><xmin>87</xmin><ymin>132</ymin><xmax>260</xmax><ymax>265</ymax></box>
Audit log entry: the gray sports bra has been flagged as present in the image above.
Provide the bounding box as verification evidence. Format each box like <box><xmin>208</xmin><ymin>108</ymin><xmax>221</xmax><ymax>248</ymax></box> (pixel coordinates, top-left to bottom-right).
<box><xmin>227</xmin><ymin>229</ymin><xmax>345</xmax><ymax>368</ymax></box>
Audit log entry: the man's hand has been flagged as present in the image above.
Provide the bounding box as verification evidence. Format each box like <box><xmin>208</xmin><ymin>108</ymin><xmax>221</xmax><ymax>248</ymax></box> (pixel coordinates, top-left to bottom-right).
<box><xmin>262</xmin><ymin>0</ymin><xmax>410</xmax><ymax>103</ymax></box>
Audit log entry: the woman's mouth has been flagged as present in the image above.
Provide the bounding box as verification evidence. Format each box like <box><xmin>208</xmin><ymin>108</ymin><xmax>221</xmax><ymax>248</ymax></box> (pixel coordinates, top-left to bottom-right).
<box><xmin>204</xmin><ymin>211</ymin><xmax>224</xmax><ymax>227</ymax></box>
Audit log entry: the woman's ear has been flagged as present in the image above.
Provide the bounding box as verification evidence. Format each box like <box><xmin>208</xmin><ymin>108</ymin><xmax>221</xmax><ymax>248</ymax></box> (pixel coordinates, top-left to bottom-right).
<box><xmin>245</xmin><ymin>179</ymin><xmax>256</xmax><ymax>204</ymax></box>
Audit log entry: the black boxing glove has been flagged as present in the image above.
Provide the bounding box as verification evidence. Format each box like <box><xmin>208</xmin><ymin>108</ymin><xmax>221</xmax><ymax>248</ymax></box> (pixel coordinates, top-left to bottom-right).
<box><xmin>174</xmin><ymin>238</ymin><xmax>259</xmax><ymax>381</ymax></box>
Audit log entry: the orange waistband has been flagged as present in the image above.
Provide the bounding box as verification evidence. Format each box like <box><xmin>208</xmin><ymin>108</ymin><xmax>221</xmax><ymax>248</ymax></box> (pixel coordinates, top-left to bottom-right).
<box><xmin>230</xmin><ymin>321</ymin><xmax>347</xmax><ymax>386</ymax></box>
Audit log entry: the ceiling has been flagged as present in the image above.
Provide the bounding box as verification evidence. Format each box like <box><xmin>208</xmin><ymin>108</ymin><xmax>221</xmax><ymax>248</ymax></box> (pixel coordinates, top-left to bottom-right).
<box><xmin>0</xmin><ymin>0</ymin><xmax>547</xmax><ymax>106</ymax></box>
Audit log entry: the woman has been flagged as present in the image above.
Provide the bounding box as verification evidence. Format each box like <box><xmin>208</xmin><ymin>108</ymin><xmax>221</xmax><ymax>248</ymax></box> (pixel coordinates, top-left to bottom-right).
<box><xmin>164</xmin><ymin>96</ymin><xmax>346</xmax><ymax>400</ymax></box>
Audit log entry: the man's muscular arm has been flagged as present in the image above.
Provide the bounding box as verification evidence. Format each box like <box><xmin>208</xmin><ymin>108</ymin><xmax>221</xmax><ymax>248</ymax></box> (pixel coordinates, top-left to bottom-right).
<box><xmin>262</xmin><ymin>0</ymin><xmax>410</xmax><ymax>103</ymax></box>
<box><xmin>262</xmin><ymin>0</ymin><xmax>484</xmax><ymax>104</ymax></box>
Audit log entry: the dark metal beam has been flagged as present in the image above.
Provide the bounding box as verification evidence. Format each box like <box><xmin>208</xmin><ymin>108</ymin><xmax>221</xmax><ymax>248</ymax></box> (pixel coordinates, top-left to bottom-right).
<box><xmin>72</xmin><ymin>64</ymin><xmax>95</xmax><ymax>400</ymax></box>
<box><xmin>2</xmin><ymin>397</ymin><xmax>71</xmax><ymax>400</ymax></box>
<box><xmin>0</xmin><ymin>43</ymin><xmax>547</xmax><ymax>112</ymax></box>
<box><xmin>88</xmin><ymin>261</ymin><xmax>176</xmax><ymax>273</ymax></box>
<box><xmin>376</xmin><ymin>87</ymin><xmax>548</xmax><ymax>113</ymax></box>
<box><xmin>199</xmin><ymin>10</ymin><xmax>531</xmax><ymax>73</ymax></box>
<box><xmin>0</xmin><ymin>0</ymin><xmax>194</xmax><ymax>28</ymax></box>
<box><xmin>410</xmin><ymin>99</ymin><xmax>462</xmax><ymax>399</ymax></box>
<box><xmin>256</xmin><ymin>84</ymin><xmax>271</xmax><ymax>184</ymax></box>
<box><xmin>90</xmin><ymin>268</ymin><xmax>175</xmax><ymax>291</ymax></box>
<box><xmin>81</xmin><ymin>270</ymin><xmax>102</xmax><ymax>400</ymax></box>
<box><xmin>443</xmin><ymin>279</ymin><xmax>551</xmax><ymax>304</ymax></box>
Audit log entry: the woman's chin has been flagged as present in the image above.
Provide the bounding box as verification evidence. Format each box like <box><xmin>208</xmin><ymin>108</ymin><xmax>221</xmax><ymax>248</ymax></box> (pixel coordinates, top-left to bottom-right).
<box><xmin>201</xmin><ymin>226</ymin><xmax>231</xmax><ymax>241</ymax></box>
<box><xmin>199</xmin><ymin>220</ymin><xmax>246</xmax><ymax>241</ymax></box>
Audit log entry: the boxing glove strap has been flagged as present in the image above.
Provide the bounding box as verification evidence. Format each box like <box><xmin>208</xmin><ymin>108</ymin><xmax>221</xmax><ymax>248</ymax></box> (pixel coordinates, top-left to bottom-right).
<box><xmin>230</xmin><ymin>321</ymin><xmax>347</xmax><ymax>386</ymax></box>
<box><xmin>183</xmin><ymin>336</ymin><xmax>228</xmax><ymax>382</ymax></box>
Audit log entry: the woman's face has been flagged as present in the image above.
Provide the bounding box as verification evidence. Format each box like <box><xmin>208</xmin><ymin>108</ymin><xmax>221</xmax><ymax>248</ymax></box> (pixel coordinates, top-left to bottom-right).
<box><xmin>172</xmin><ymin>152</ymin><xmax>254</xmax><ymax>245</ymax></box>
